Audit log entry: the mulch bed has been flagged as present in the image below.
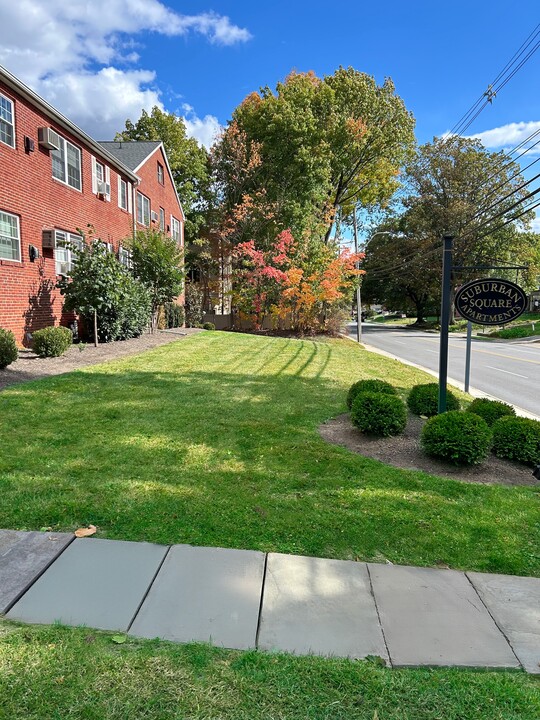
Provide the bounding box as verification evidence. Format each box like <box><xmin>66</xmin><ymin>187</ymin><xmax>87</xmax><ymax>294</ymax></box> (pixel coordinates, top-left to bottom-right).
<box><xmin>319</xmin><ymin>413</ymin><xmax>539</xmax><ymax>487</ymax></box>
<box><xmin>0</xmin><ymin>328</ymin><xmax>202</xmax><ymax>392</ymax></box>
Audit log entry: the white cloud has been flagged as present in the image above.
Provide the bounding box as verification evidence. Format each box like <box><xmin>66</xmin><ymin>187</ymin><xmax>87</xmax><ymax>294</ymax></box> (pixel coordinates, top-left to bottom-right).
<box><xmin>530</xmin><ymin>216</ymin><xmax>540</xmax><ymax>233</ymax></box>
<box><xmin>183</xmin><ymin>111</ymin><xmax>221</xmax><ymax>149</ymax></box>
<box><xmin>0</xmin><ymin>0</ymin><xmax>250</xmax><ymax>138</ymax></box>
<box><xmin>468</xmin><ymin>121</ymin><xmax>540</xmax><ymax>151</ymax></box>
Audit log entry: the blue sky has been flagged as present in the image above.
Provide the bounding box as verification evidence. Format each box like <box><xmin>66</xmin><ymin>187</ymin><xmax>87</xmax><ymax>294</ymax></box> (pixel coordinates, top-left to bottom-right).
<box><xmin>1</xmin><ymin>0</ymin><xmax>539</xmax><ymax>223</ymax></box>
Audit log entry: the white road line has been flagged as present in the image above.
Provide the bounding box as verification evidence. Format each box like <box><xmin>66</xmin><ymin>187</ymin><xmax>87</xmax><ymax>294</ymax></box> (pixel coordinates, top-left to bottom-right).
<box><xmin>485</xmin><ymin>365</ymin><xmax>529</xmax><ymax>379</ymax></box>
<box><xmin>392</xmin><ymin>340</ymin><xmax>406</xmax><ymax>345</ymax></box>
<box><xmin>425</xmin><ymin>349</ymin><xmax>438</xmax><ymax>354</ymax></box>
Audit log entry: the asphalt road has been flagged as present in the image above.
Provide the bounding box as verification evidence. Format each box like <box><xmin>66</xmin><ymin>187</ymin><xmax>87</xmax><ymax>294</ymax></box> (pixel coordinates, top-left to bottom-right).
<box><xmin>347</xmin><ymin>323</ymin><xmax>540</xmax><ymax>418</ymax></box>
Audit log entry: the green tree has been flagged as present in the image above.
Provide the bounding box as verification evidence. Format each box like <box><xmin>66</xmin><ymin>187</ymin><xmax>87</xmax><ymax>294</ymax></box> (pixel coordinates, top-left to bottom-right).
<box><xmin>116</xmin><ymin>107</ymin><xmax>210</xmax><ymax>243</ymax></box>
<box><xmin>57</xmin><ymin>238</ymin><xmax>151</xmax><ymax>343</ymax></box>
<box><xmin>127</xmin><ymin>228</ymin><xmax>184</xmax><ymax>332</ymax></box>
<box><xmin>214</xmin><ymin>68</ymin><xmax>415</xmax><ymax>245</ymax></box>
<box><xmin>362</xmin><ymin>136</ymin><xmax>540</xmax><ymax>321</ymax></box>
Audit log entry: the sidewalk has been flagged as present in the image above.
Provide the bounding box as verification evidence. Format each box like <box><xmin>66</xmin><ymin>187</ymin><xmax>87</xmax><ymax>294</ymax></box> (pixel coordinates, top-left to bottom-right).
<box><xmin>1</xmin><ymin>530</ymin><xmax>539</xmax><ymax>673</ymax></box>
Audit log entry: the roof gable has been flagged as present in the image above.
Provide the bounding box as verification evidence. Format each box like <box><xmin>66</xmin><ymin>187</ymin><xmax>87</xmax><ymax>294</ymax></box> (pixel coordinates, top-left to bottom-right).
<box><xmin>98</xmin><ymin>141</ymin><xmax>162</xmax><ymax>171</ymax></box>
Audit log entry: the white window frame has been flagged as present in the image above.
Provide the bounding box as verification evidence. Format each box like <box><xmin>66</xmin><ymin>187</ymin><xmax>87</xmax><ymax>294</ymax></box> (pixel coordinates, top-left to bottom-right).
<box><xmin>51</xmin><ymin>136</ymin><xmax>82</xmax><ymax>191</ymax></box>
<box><xmin>91</xmin><ymin>156</ymin><xmax>110</xmax><ymax>200</ymax></box>
<box><xmin>118</xmin><ymin>245</ymin><xmax>133</xmax><ymax>269</ymax></box>
<box><xmin>0</xmin><ymin>210</ymin><xmax>21</xmax><ymax>261</ymax></box>
<box><xmin>118</xmin><ymin>177</ymin><xmax>128</xmax><ymax>210</ymax></box>
<box><xmin>0</xmin><ymin>93</ymin><xmax>15</xmax><ymax>149</ymax></box>
<box><xmin>55</xmin><ymin>230</ymin><xmax>83</xmax><ymax>275</ymax></box>
<box><xmin>159</xmin><ymin>207</ymin><xmax>165</xmax><ymax>231</ymax></box>
<box><xmin>137</xmin><ymin>191</ymin><xmax>150</xmax><ymax>226</ymax></box>
<box><xmin>171</xmin><ymin>215</ymin><xmax>181</xmax><ymax>242</ymax></box>
<box><xmin>157</xmin><ymin>162</ymin><xmax>164</xmax><ymax>185</ymax></box>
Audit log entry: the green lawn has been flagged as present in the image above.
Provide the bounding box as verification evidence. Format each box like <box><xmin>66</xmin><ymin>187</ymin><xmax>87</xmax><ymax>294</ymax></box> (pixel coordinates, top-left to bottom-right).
<box><xmin>1</xmin><ymin>332</ymin><xmax>540</xmax><ymax>718</ymax></box>
<box><xmin>0</xmin><ymin>623</ymin><xmax>538</xmax><ymax>720</ymax></box>
<box><xmin>0</xmin><ymin>331</ymin><xmax>538</xmax><ymax>576</ymax></box>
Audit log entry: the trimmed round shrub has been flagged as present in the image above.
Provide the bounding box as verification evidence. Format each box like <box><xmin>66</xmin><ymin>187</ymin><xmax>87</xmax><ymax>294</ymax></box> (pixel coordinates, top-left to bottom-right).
<box><xmin>0</xmin><ymin>328</ymin><xmax>18</xmax><ymax>369</ymax></box>
<box><xmin>202</xmin><ymin>322</ymin><xmax>216</xmax><ymax>331</ymax></box>
<box><xmin>492</xmin><ymin>416</ymin><xmax>540</xmax><ymax>466</ymax></box>
<box><xmin>351</xmin><ymin>392</ymin><xmax>407</xmax><ymax>437</ymax></box>
<box><xmin>421</xmin><ymin>410</ymin><xmax>492</xmax><ymax>465</ymax></box>
<box><xmin>347</xmin><ymin>378</ymin><xmax>397</xmax><ymax>410</ymax></box>
<box><xmin>33</xmin><ymin>326</ymin><xmax>73</xmax><ymax>358</ymax></box>
<box><xmin>407</xmin><ymin>383</ymin><xmax>460</xmax><ymax>417</ymax></box>
<box><xmin>466</xmin><ymin>398</ymin><xmax>516</xmax><ymax>427</ymax></box>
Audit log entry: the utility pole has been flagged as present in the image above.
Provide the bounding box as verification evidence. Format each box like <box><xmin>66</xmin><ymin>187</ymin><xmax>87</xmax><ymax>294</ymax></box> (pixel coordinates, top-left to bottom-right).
<box><xmin>353</xmin><ymin>209</ymin><xmax>362</xmax><ymax>343</ymax></box>
<box><xmin>438</xmin><ymin>234</ymin><xmax>453</xmax><ymax>413</ymax></box>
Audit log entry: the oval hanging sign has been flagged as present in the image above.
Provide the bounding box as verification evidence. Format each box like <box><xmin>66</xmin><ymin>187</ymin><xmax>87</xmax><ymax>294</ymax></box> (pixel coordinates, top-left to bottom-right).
<box><xmin>455</xmin><ymin>278</ymin><xmax>528</xmax><ymax>326</ymax></box>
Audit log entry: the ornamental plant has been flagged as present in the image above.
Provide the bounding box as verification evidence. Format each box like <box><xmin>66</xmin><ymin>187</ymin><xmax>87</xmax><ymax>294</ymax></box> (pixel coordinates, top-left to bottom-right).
<box><xmin>350</xmin><ymin>392</ymin><xmax>407</xmax><ymax>437</ymax></box>
<box><xmin>346</xmin><ymin>379</ymin><xmax>397</xmax><ymax>410</ymax></box>
<box><xmin>466</xmin><ymin>398</ymin><xmax>515</xmax><ymax>427</ymax></box>
<box><xmin>421</xmin><ymin>411</ymin><xmax>492</xmax><ymax>465</ymax></box>
<box><xmin>0</xmin><ymin>328</ymin><xmax>18</xmax><ymax>368</ymax></box>
<box><xmin>32</xmin><ymin>326</ymin><xmax>73</xmax><ymax>358</ymax></box>
<box><xmin>492</xmin><ymin>416</ymin><xmax>540</xmax><ymax>466</ymax></box>
<box><xmin>407</xmin><ymin>383</ymin><xmax>460</xmax><ymax>417</ymax></box>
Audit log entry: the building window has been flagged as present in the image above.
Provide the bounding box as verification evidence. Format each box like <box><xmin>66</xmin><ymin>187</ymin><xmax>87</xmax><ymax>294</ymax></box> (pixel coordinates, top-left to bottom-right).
<box><xmin>55</xmin><ymin>230</ymin><xmax>83</xmax><ymax>275</ymax></box>
<box><xmin>171</xmin><ymin>216</ymin><xmax>181</xmax><ymax>242</ymax></box>
<box><xmin>0</xmin><ymin>94</ymin><xmax>15</xmax><ymax>148</ymax></box>
<box><xmin>119</xmin><ymin>246</ymin><xmax>132</xmax><ymax>268</ymax></box>
<box><xmin>157</xmin><ymin>162</ymin><xmax>164</xmax><ymax>185</ymax></box>
<box><xmin>51</xmin><ymin>136</ymin><xmax>81</xmax><ymax>190</ymax></box>
<box><xmin>118</xmin><ymin>178</ymin><xmax>128</xmax><ymax>210</ymax></box>
<box><xmin>0</xmin><ymin>211</ymin><xmax>20</xmax><ymax>261</ymax></box>
<box><xmin>137</xmin><ymin>192</ymin><xmax>150</xmax><ymax>226</ymax></box>
<box><xmin>159</xmin><ymin>207</ymin><xmax>165</xmax><ymax>231</ymax></box>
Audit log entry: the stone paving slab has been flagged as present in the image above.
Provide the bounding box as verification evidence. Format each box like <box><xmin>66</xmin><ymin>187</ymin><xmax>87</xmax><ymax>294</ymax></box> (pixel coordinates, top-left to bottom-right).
<box><xmin>369</xmin><ymin>564</ymin><xmax>519</xmax><ymax>669</ymax></box>
<box><xmin>467</xmin><ymin>571</ymin><xmax>540</xmax><ymax>674</ymax></box>
<box><xmin>258</xmin><ymin>553</ymin><xmax>389</xmax><ymax>661</ymax></box>
<box><xmin>7</xmin><ymin>538</ymin><xmax>167</xmax><ymax>631</ymax></box>
<box><xmin>0</xmin><ymin>530</ymin><xmax>73</xmax><ymax>614</ymax></box>
<box><xmin>129</xmin><ymin>545</ymin><xmax>265</xmax><ymax>650</ymax></box>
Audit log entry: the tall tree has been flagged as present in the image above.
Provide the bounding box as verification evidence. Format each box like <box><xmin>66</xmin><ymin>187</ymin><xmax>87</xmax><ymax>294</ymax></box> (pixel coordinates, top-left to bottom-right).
<box><xmin>116</xmin><ymin>107</ymin><xmax>210</xmax><ymax>243</ymax></box>
<box><xmin>213</xmin><ymin>68</ymin><xmax>415</xmax><ymax>246</ymax></box>
<box><xmin>362</xmin><ymin>136</ymin><xmax>540</xmax><ymax>321</ymax></box>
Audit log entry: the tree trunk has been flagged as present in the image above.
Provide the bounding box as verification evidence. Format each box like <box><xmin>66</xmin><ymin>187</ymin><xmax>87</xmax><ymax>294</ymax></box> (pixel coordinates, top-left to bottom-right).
<box><xmin>93</xmin><ymin>310</ymin><xmax>98</xmax><ymax>347</ymax></box>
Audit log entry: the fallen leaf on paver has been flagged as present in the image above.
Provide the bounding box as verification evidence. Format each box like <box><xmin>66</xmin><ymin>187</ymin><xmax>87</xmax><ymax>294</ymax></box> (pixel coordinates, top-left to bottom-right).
<box><xmin>111</xmin><ymin>635</ymin><xmax>127</xmax><ymax>644</ymax></box>
<box><xmin>74</xmin><ymin>524</ymin><xmax>97</xmax><ymax>538</ymax></box>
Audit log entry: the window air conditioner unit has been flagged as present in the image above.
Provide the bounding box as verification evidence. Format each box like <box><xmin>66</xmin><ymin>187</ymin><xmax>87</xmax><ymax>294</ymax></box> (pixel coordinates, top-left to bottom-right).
<box><xmin>38</xmin><ymin>127</ymin><xmax>61</xmax><ymax>150</ymax></box>
<box><xmin>151</xmin><ymin>211</ymin><xmax>159</xmax><ymax>223</ymax></box>
<box><xmin>97</xmin><ymin>181</ymin><xmax>111</xmax><ymax>197</ymax></box>
<box><xmin>42</xmin><ymin>229</ymin><xmax>55</xmax><ymax>249</ymax></box>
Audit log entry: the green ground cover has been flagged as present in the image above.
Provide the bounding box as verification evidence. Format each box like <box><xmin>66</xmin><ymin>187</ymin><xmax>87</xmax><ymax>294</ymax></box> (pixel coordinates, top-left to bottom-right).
<box><xmin>0</xmin><ymin>623</ymin><xmax>538</xmax><ymax>720</ymax></box>
<box><xmin>0</xmin><ymin>332</ymin><xmax>538</xmax><ymax>576</ymax></box>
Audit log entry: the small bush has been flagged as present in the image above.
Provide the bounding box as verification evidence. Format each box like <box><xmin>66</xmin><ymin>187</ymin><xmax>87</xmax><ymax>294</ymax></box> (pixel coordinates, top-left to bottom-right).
<box><xmin>466</xmin><ymin>398</ymin><xmax>516</xmax><ymax>426</ymax></box>
<box><xmin>202</xmin><ymin>322</ymin><xmax>216</xmax><ymax>331</ymax></box>
<box><xmin>185</xmin><ymin>283</ymin><xmax>204</xmax><ymax>327</ymax></box>
<box><xmin>33</xmin><ymin>326</ymin><xmax>73</xmax><ymax>358</ymax></box>
<box><xmin>492</xmin><ymin>416</ymin><xmax>540</xmax><ymax>466</ymax></box>
<box><xmin>164</xmin><ymin>303</ymin><xmax>185</xmax><ymax>329</ymax></box>
<box><xmin>351</xmin><ymin>392</ymin><xmax>407</xmax><ymax>437</ymax></box>
<box><xmin>421</xmin><ymin>411</ymin><xmax>492</xmax><ymax>465</ymax></box>
<box><xmin>347</xmin><ymin>379</ymin><xmax>397</xmax><ymax>410</ymax></box>
<box><xmin>407</xmin><ymin>383</ymin><xmax>460</xmax><ymax>417</ymax></box>
<box><xmin>0</xmin><ymin>328</ymin><xmax>18</xmax><ymax>369</ymax></box>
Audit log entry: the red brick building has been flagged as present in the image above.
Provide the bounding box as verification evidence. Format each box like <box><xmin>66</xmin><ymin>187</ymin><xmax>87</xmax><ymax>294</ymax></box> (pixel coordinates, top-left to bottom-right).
<box><xmin>0</xmin><ymin>65</ymin><xmax>184</xmax><ymax>345</ymax></box>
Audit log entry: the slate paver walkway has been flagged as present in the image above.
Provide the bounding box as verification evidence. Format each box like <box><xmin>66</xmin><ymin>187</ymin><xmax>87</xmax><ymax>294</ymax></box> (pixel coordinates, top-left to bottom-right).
<box><xmin>1</xmin><ymin>530</ymin><xmax>539</xmax><ymax>674</ymax></box>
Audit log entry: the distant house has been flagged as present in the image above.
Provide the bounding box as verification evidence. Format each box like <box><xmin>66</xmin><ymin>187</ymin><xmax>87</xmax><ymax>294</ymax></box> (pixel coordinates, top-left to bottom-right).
<box><xmin>0</xmin><ymin>65</ymin><xmax>184</xmax><ymax>345</ymax></box>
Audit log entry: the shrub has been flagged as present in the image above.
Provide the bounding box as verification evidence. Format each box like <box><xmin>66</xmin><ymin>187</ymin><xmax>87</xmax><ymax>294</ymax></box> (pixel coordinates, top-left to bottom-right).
<box><xmin>346</xmin><ymin>379</ymin><xmax>397</xmax><ymax>410</ymax></box>
<box><xmin>202</xmin><ymin>322</ymin><xmax>216</xmax><ymax>331</ymax></box>
<box><xmin>492</xmin><ymin>416</ymin><xmax>540</xmax><ymax>466</ymax></box>
<box><xmin>407</xmin><ymin>383</ymin><xmax>460</xmax><ymax>417</ymax></box>
<box><xmin>0</xmin><ymin>328</ymin><xmax>18</xmax><ymax>368</ymax></box>
<box><xmin>466</xmin><ymin>398</ymin><xmax>516</xmax><ymax>426</ymax></box>
<box><xmin>33</xmin><ymin>326</ymin><xmax>73</xmax><ymax>358</ymax></box>
<box><xmin>350</xmin><ymin>392</ymin><xmax>407</xmax><ymax>437</ymax></box>
<box><xmin>185</xmin><ymin>283</ymin><xmax>204</xmax><ymax>327</ymax></box>
<box><xmin>421</xmin><ymin>411</ymin><xmax>492</xmax><ymax>465</ymax></box>
<box><xmin>164</xmin><ymin>303</ymin><xmax>185</xmax><ymax>329</ymax></box>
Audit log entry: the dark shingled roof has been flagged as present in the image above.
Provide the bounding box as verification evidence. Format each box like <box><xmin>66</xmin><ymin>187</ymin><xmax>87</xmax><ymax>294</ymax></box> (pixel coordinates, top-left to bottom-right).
<box><xmin>98</xmin><ymin>141</ymin><xmax>162</xmax><ymax>171</ymax></box>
